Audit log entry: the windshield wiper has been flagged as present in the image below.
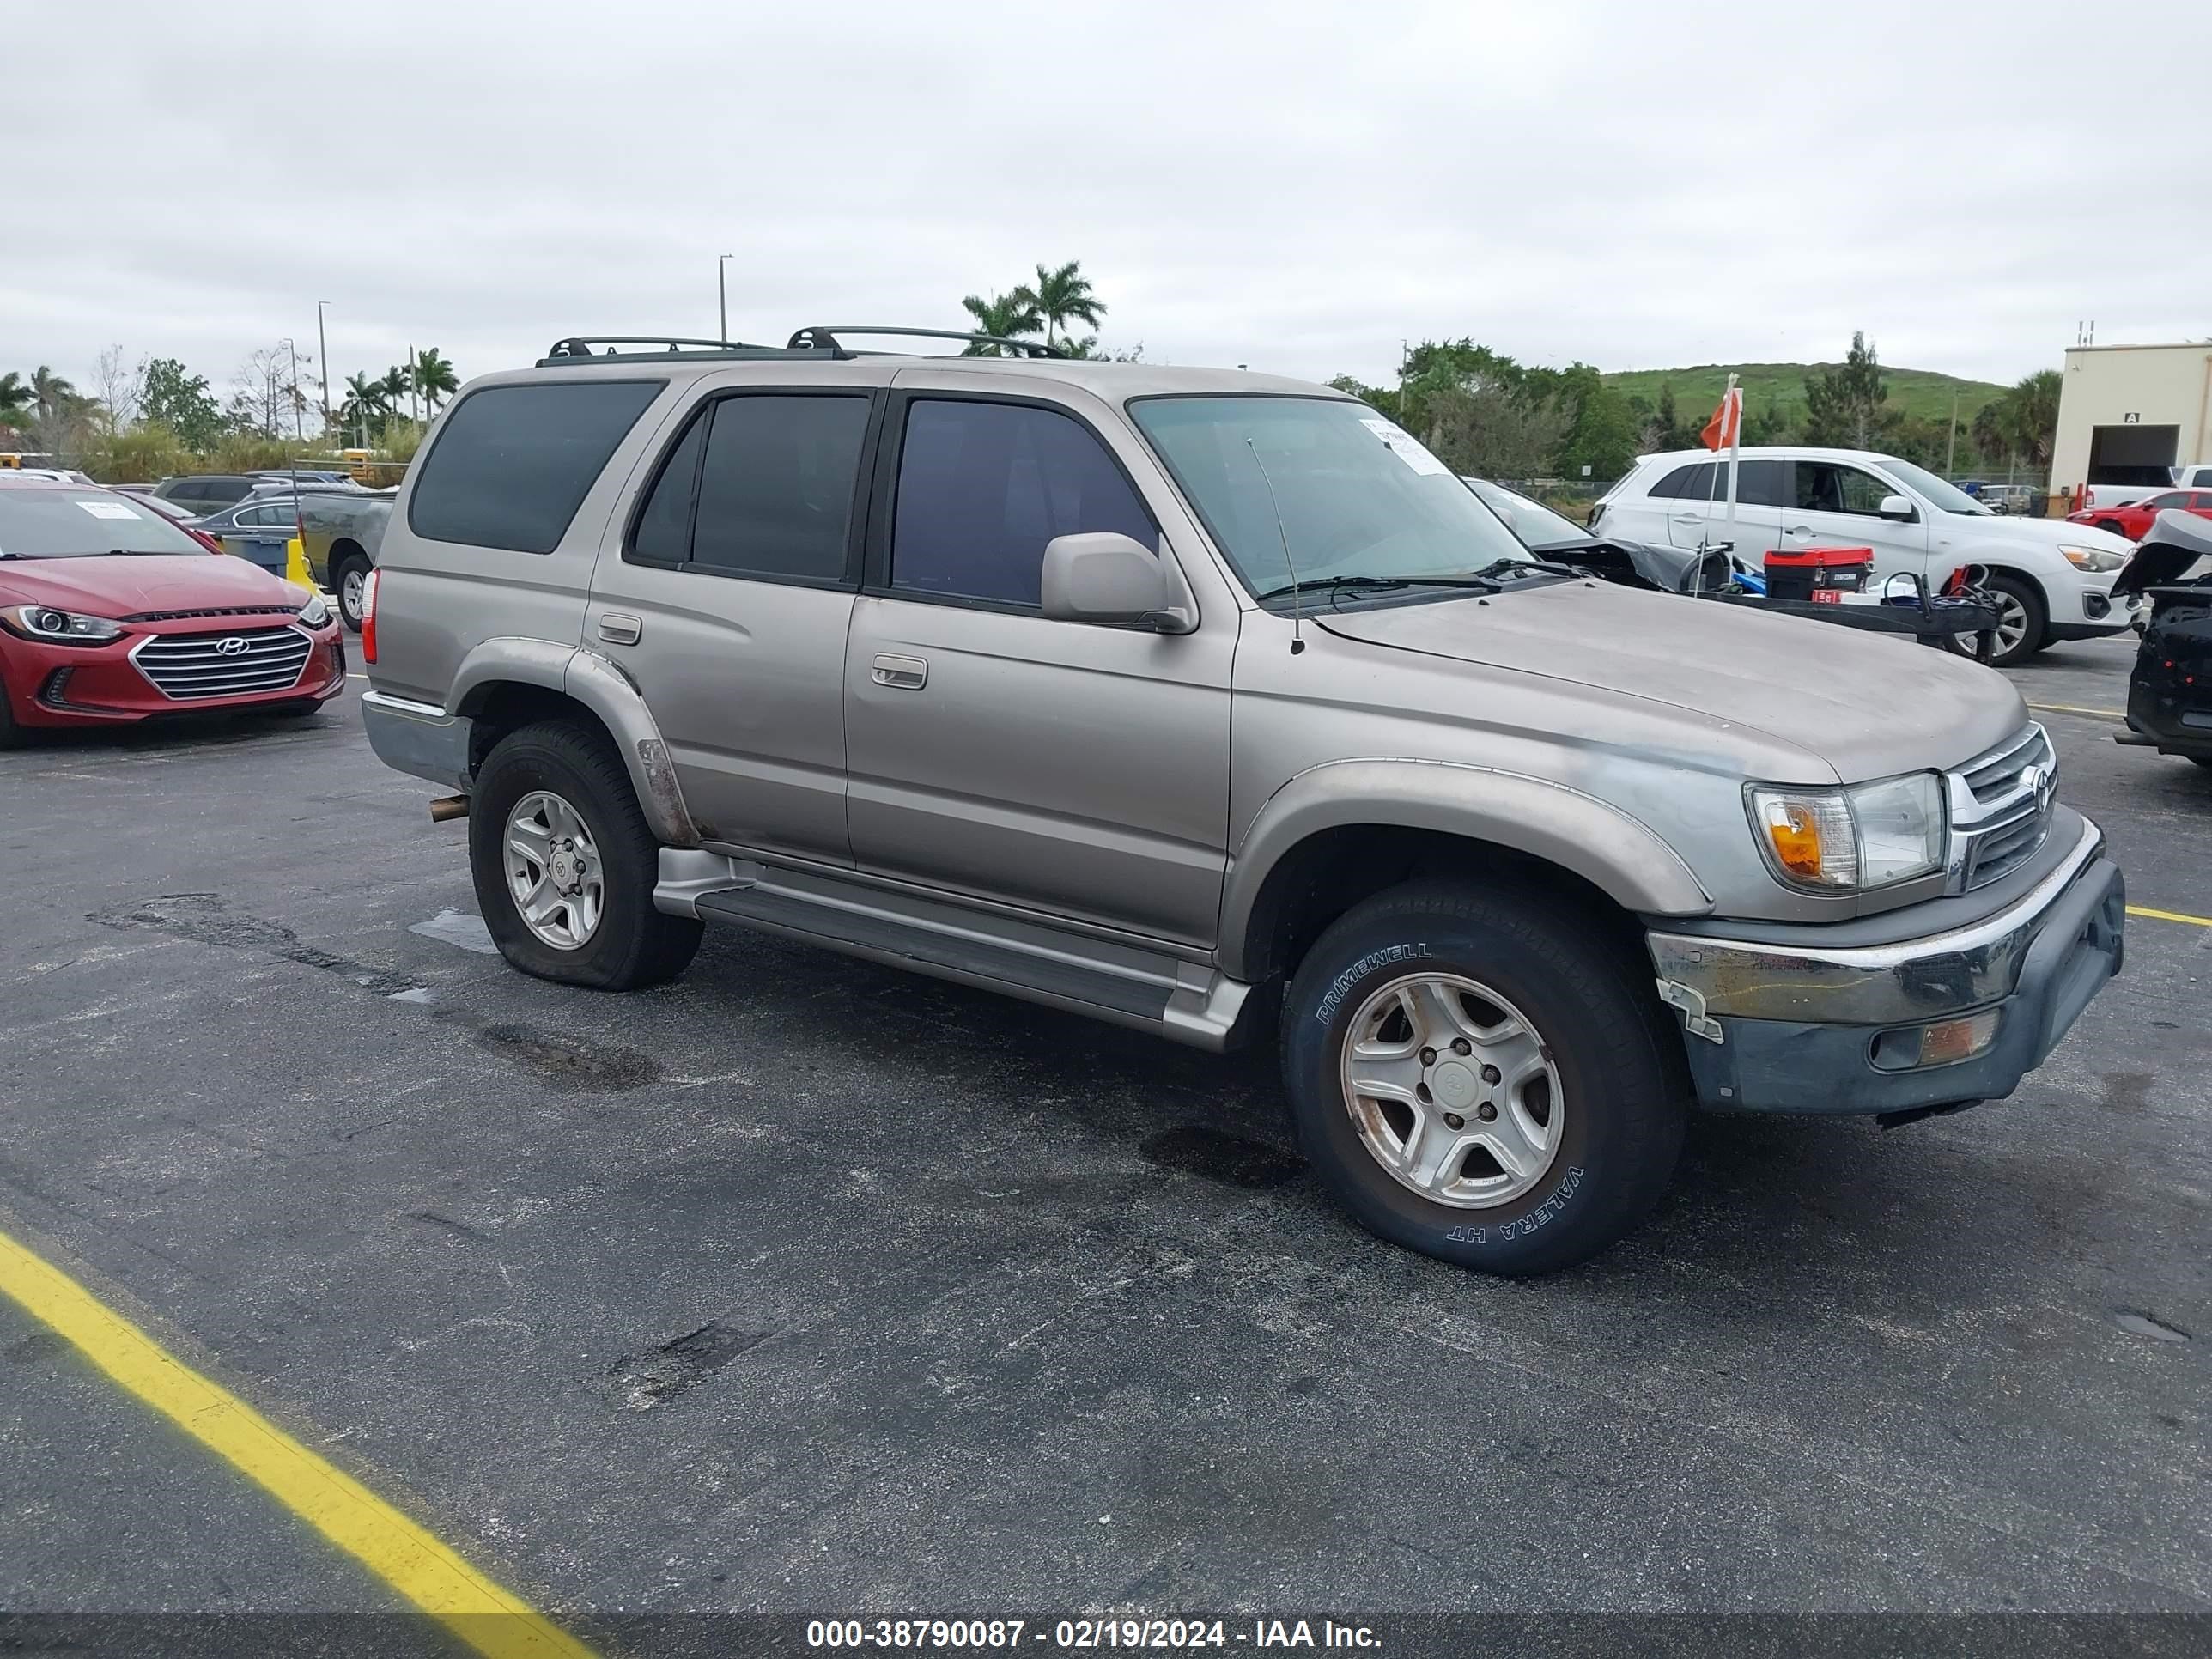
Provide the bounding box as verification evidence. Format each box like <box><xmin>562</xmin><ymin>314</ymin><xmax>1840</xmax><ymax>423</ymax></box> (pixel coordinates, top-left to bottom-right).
<box><xmin>1256</xmin><ymin>573</ymin><xmax>1503</xmax><ymax>603</ymax></box>
<box><xmin>1460</xmin><ymin>557</ymin><xmax>1592</xmax><ymax>581</ymax></box>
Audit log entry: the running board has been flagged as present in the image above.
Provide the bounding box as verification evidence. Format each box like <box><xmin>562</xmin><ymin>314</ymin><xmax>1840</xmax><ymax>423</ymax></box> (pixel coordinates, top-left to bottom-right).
<box><xmin>654</xmin><ymin>849</ymin><xmax>1253</xmax><ymax>1051</ymax></box>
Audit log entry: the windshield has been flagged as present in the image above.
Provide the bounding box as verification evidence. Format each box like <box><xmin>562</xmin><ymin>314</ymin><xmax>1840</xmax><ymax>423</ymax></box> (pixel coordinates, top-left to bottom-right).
<box><xmin>1462</xmin><ymin>477</ymin><xmax>1592</xmax><ymax>550</ymax></box>
<box><xmin>1129</xmin><ymin>396</ymin><xmax>1535</xmax><ymax>599</ymax></box>
<box><xmin>0</xmin><ymin>489</ymin><xmax>209</xmax><ymax>558</ymax></box>
<box><xmin>1875</xmin><ymin>456</ymin><xmax>1991</xmax><ymax>515</ymax></box>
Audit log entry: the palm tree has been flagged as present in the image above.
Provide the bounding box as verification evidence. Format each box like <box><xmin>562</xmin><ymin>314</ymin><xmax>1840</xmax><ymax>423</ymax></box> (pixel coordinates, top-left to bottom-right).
<box><xmin>30</xmin><ymin>366</ymin><xmax>75</xmax><ymax>428</ymax></box>
<box><xmin>410</xmin><ymin>347</ymin><xmax>459</xmax><ymax>414</ymax></box>
<box><xmin>340</xmin><ymin>371</ymin><xmax>390</xmax><ymax>441</ymax></box>
<box><xmin>0</xmin><ymin>371</ymin><xmax>33</xmax><ymax>429</ymax></box>
<box><xmin>959</xmin><ymin>291</ymin><xmax>1043</xmax><ymax>356</ymax></box>
<box><xmin>1012</xmin><ymin>260</ymin><xmax>1105</xmax><ymax>351</ymax></box>
<box><xmin>376</xmin><ymin>366</ymin><xmax>413</xmax><ymax>418</ymax></box>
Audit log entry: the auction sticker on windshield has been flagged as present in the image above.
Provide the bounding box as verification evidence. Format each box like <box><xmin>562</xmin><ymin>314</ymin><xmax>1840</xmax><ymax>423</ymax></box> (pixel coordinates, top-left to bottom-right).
<box><xmin>73</xmin><ymin>500</ymin><xmax>141</xmax><ymax>520</ymax></box>
<box><xmin>1358</xmin><ymin>416</ymin><xmax>1450</xmax><ymax>476</ymax></box>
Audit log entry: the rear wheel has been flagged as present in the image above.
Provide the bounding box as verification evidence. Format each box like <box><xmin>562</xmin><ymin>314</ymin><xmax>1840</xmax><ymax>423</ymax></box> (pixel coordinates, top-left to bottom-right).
<box><xmin>1981</xmin><ymin>574</ymin><xmax>2047</xmax><ymax>666</ymax></box>
<box><xmin>469</xmin><ymin>721</ymin><xmax>702</xmax><ymax>990</ymax></box>
<box><xmin>332</xmin><ymin>554</ymin><xmax>372</xmax><ymax>633</ymax></box>
<box><xmin>1279</xmin><ymin>880</ymin><xmax>1686</xmax><ymax>1275</ymax></box>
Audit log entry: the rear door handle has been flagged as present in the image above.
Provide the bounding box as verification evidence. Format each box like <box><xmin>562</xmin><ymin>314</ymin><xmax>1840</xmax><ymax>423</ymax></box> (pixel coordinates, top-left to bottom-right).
<box><xmin>871</xmin><ymin>653</ymin><xmax>927</xmax><ymax>690</ymax></box>
<box><xmin>599</xmin><ymin>613</ymin><xmax>642</xmax><ymax>646</ymax></box>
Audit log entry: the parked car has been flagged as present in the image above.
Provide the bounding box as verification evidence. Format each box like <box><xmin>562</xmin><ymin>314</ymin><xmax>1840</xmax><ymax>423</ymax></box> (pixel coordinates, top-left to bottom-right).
<box><xmin>2067</xmin><ymin>487</ymin><xmax>2212</xmax><ymax>542</ymax></box>
<box><xmin>100</xmin><ymin>487</ymin><xmax>227</xmax><ymax>552</ymax></box>
<box><xmin>1463</xmin><ymin>477</ymin><xmax>1736</xmax><ymax>592</ymax></box>
<box><xmin>1591</xmin><ymin>447</ymin><xmax>2137</xmax><ymax>665</ymax></box>
<box><xmin>356</xmin><ymin>330</ymin><xmax>2124</xmax><ymax>1276</ymax></box>
<box><xmin>1978</xmin><ymin>483</ymin><xmax>2042</xmax><ymax>517</ymax></box>
<box><xmin>0</xmin><ymin>479</ymin><xmax>346</xmax><ymax>746</ymax></box>
<box><xmin>2112</xmin><ymin>512</ymin><xmax>2212</xmax><ymax>768</ymax></box>
<box><xmin>295</xmin><ymin>489</ymin><xmax>393</xmax><ymax>629</ymax></box>
<box><xmin>2070</xmin><ymin>463</ymin><xmax>2212</xmax><ymax>514</ymax></box>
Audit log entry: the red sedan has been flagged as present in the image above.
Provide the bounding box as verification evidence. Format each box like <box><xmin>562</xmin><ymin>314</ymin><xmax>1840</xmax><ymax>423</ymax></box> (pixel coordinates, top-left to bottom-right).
<box><xmin>2066</xmin><ymin>488</ymin><xmax>2212</xmax><ymax>541</ymax></box>
<box><xmin>0</xmin><ymin>478</ymin><xmax>346</xmax><ymax>746</ymax></box>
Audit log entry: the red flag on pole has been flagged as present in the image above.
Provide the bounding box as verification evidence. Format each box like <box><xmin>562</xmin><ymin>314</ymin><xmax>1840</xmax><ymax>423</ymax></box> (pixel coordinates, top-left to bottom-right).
<box><xmin>1700</xmin><ymin>386</ymin><xmax>1742</xmax><ymax>452</ymax></box>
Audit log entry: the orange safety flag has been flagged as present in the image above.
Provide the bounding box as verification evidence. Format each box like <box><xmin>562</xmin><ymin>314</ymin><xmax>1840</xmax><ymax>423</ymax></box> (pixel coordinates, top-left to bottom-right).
<box><xmin>1699</xmin><ymin>386</ymin><xmax>1742</xmax><ymax>452</ymax></box>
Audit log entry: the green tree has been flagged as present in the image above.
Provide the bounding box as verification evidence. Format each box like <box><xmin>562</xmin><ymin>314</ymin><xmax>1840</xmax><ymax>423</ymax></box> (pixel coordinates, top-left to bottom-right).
<box><xmin>375</xmin><ymin>366</ymin><xmax>413</xmax><ymax>416</ymax></box>
<box><xmin>0</xmin><ymin>371</ymin><xmax>32</xmax><ymax>428</ymax></box>
<box><xmin>138</xmin><ymin>357</ymin><xmax>225</xmax><ymax>450</ymax></box>
<box><xmin>1012</xmin><ymin>260</ymin><xmax>1105</xmax><ymax>351</ymax></box>
<box><xmin>410</xmin><ymin>348</ymin><xmax>459</xmax><ymax>414</ymax></box>
<box><xmin>29</xmin><ymin>367</ymin><xmax>76</xmax><ymax>428</ymax></box>
<box><xmin>958</xmin><ymin>290</ymin><xmax>1043</xmax><ymax>355</ymax></box>
<box><xmin>1554</xmin><ymin>364</ymin><xmax>1638</xmax><ymax>481</ymax></box>
<box><xmin>1802</xmin><ymin>331</ymin><xmax>1889</xmax><ymax>448</ymax></box>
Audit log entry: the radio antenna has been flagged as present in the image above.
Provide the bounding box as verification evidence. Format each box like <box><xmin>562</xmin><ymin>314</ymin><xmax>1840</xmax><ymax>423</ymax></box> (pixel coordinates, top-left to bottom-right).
<box><xmin>1246</xmin><ymin>438</ymin><xmax>1305</xmax><ymax>655</ymax></box>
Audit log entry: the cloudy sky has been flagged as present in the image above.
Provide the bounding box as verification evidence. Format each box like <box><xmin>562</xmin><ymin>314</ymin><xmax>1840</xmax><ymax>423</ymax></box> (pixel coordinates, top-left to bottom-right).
<box><xmin>12</xmin><ymin>1</ymin><xmax>2209</xmax><ymax>409</ymax></box>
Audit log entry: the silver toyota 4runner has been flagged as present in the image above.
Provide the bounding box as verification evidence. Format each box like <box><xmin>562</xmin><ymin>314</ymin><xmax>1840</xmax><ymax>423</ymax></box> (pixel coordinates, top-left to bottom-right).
<box><xmin>361</xmin><ymin>327</ymin><xmax>2126</xmax><ymax>1275</ymax></box>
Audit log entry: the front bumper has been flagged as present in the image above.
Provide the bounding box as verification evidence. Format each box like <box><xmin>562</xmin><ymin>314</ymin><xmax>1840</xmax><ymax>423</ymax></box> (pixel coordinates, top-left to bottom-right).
<box><xmin>1646</xmin><ymin>820</ymin><xmax>2124</xmax><ymax>1115</ymax></box>
<box><xmin>2</xmin><ymin>620</ymin><xmax>347</xmax><ymax>727</ymax></box>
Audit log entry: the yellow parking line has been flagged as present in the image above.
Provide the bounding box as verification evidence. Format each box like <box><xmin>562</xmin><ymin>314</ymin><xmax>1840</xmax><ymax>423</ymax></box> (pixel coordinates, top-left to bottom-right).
<box><xmin>2027</xmin><ymin>702</ymin><xmax>2125</xmax><ymax>720</ymax></box>
<box><xmin>2129</xmin><ymin>904</ymin><xmax>2212</xmax><ymax>928</ymax></box>
<box><xmin>0</xmin><ymin>1228</ymin><xmax>592</xmax><ymax>1659</ymax></box>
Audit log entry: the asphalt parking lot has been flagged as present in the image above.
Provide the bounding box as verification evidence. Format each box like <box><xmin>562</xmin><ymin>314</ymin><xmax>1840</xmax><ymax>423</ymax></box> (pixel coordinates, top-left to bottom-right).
<box><xmin>3</xmin><ymin>636</ymin><xmax>2209</xmax><ymax>1646</ymax></box>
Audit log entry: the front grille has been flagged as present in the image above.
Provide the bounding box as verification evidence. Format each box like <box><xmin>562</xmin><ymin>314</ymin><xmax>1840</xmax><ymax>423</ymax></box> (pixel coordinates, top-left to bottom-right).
<box><xmin>1949</xmin><ymin>723</ymin><xmax>2057</xmax><ymax>890</ymax></box>
<box><xmin>125</xmin><ymin>604</ymin><xmax>297</xmax><ymax>623</ymax></box>
<box><xmin>133</xmin><ymin>626</ymin><xmax>313</xmax><ymax>700</ymax></box>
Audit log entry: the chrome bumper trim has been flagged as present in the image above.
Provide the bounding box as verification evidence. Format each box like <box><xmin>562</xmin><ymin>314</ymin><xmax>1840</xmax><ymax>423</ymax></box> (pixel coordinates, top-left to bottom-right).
<box><xmin>1646</xmin><ymin>817</ymin><xmax>2105</xmax><ymax>1025</ymax></box>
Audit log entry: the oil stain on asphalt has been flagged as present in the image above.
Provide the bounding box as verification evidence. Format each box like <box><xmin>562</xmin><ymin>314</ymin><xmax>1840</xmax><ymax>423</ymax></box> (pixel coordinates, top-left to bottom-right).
<box><xmin>1139</xmin><ymin>1125</ymin><xmax>1306</xmax><ymax>1189</ymax></box>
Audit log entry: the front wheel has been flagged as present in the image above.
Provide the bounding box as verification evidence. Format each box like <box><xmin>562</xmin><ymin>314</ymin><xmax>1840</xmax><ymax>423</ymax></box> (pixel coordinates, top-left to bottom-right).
<box><xmin>469</xmin><ymin>721</ymin><xmax>702</xmax><ymax>990</ymax></box>
<box><xmin>1980</xmin><ymin>574</ymin><xmax>2048</xmax><ymax>666</ymax></box>
<box><xmin>1280</xmin><ymin>881</ymin><xmax>1687</xmax><ymax>1275</ymax></box>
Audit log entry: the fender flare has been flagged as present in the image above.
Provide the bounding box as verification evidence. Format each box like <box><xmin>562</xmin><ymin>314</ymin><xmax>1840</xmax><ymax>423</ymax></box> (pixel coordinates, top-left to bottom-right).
<box><xmin>450</xmin><ymin>638</ymin><xmax>700</xmax><ymax>848</ymax></box>
<box><xmin>1218</xmin><ymin>757</ymin><xmax>1712</xmax><ymax>981</ymax></box>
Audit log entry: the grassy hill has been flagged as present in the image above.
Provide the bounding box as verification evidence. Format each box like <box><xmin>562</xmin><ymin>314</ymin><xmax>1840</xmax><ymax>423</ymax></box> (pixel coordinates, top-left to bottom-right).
<box><xmin>1601</xmin><ymin>362</ymin><xmax>2008</xmax><ymax>428</ymax></box>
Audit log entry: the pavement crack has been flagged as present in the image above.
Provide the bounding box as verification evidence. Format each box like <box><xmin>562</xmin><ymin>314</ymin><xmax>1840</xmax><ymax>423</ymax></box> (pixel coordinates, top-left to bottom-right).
<box><xmin>88</xmin><ymin>892</ymin><xmax>423</xmax><ymax>996</ymax></box>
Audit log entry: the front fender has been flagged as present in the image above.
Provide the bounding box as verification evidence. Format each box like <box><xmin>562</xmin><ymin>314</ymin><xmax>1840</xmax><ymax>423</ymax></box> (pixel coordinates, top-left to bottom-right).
<box><xmin>450</xmin><ymin>638</ymin><xmax>700</xmax><ymax>848</ymax></box>
<box><xmin>1218</xmin><ymin>758</ymin><xmax>1712</xmax><ymax>981</ymax></box>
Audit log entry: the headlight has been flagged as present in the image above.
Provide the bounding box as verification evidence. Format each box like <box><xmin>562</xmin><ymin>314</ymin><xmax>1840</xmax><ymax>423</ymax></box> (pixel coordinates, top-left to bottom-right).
<box><xmin>1747</xmin><ymin>771</ymin><xmax>1945</xmax><ymax>893</ymax></box>
<box><xmin>0</xmin><ymin>604</ymin><xmax>126</xmax><ymax>646</ymax></box>
<box><xmin>2060</xmin><ymin>544</ymin><xmax>2126</xmax><ymax>573</ymax></box>
<box><xmin>297</xmin><ymin>592</ymin><xmax>332</xmax><ymax>628</ymax></box>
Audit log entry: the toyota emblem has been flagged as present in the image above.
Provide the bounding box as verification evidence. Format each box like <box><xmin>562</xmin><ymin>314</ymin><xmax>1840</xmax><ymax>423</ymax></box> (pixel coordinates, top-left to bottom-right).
<box><xmin>214</xmin><ymin>636</ymin><xmax>249</xmax><ymax>656</ymax></box>
<box><xmin>2022</xmin><ymin>764</ymin><xmax>2054</xmax><ymax>816</ymax></box>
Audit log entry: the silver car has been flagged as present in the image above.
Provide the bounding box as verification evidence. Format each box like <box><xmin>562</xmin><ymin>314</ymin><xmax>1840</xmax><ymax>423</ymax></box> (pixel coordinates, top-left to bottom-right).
<box><xmin>361</xmin><ymin>328</ymin><xmax>2124</xmax><ymax>1275</ymax></box>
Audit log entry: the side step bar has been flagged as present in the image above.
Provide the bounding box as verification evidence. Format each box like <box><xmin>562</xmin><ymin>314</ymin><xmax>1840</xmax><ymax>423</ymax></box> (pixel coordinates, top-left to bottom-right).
<box><xmin>654</xmin><ymin>849</ymin><xmax>1254</xmax><ymax>1052</ymax></box>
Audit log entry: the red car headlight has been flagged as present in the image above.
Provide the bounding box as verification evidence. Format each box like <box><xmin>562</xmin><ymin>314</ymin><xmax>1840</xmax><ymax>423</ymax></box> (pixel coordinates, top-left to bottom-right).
<box><xmin>0</xmin><ymin>604</ymin><xmax>127</xmax><ymax>646</ymax></box>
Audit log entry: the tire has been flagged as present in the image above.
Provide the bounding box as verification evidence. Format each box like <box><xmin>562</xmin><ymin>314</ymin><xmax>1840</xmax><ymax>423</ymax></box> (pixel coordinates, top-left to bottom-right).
<box><xmin>1280</xmin><ymin>880</ymin><xmax>1687</xmax><ymax>1276</ymax></box>
<box><xmin>331</xmin><ymin>554</ymin><xmax>372</xmax><ymax>633</ymax></box>
<box><xmin>469</xmin><ymin>721</ymin><xmax>703</xmax><ymax>990</ymax></box>
<box><xmin>1981</xmin><ymin>574</ymin><xmax>2047</xmax><ymax>667</ymax></box>
<box><xmin>2097</xmin><ymin>520</ymin><xmax>2129</xmax><ymax>538</ymax></box>
<box><xmin>0</xmin><ymin>685</ymin><xmax>20</xmax><ymax>750</ymax></box>
<box><xmin>2191</xmin><ymin>757</ymin><xmax>2212</xmax><ymax>772</ymax></box>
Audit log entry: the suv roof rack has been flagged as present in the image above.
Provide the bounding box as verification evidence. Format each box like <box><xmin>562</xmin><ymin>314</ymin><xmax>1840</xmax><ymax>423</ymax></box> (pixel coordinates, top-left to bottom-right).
<box><xmin>533</xmin><ymin>327</ymin><xmax>1073</xmax><ymax>369</ymax></box>
<box><xmin>536</xmin><ymin>336</ymin><xmax>826</xmax><ymax>367</ymax></box>
<box><xmin>787</xmin><ymin>326</ymin><xmax>1067</xmax><ymax>360</ymax></box>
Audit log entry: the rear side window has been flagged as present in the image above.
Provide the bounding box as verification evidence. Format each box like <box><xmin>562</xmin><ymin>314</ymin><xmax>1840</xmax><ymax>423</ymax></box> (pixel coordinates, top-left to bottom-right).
<box><xmin>628</xmin><ymin>393</ymin><xmax>872</xmax><ymax>582</ymax></box>
<box><xmin>410</xmin><ymin>380</ymin><xmax>662</xmax><ymax>553</ymax></box>
<box><xmin>204</xmin><ymin>478</ymin><xmax>250</xmax><ymax>504</ymax></box>
<box><xmin>1650</xmin><ymin>461</ymin><xmax>1717</xmax><ymax>500</ymax></box>
<box><xmin>890</xmin><ymin>399</ymin><xmax>1155</xmax><ymax>606</ymax></box>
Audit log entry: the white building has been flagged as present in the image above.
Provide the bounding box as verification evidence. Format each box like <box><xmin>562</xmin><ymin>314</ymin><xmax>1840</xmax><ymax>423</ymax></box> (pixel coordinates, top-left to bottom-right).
<box><xmin>2051</xmin><ymin>341</ymin><xmax>2212</xmax><ymax>502</ymax></box>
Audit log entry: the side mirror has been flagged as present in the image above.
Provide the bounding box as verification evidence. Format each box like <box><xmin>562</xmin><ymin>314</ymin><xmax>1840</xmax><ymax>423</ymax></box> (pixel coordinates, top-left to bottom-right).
<box><xmin>1040</xmin><ymin>532</ymin><xmax>1193</xmax><ymax>631</ymax></box>
<box><xmin>1878</xmin><ymin>495</ymin><xmax>1917</xmax><ymax>521</ymax></box>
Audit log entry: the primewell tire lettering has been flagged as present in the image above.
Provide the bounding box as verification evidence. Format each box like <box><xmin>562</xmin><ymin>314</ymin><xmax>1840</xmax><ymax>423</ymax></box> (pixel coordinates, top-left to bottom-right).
<box><xmin>1315</xmin><ymin>942</ymin><xmax>1431</xmax><ymax>1025</ymax></box>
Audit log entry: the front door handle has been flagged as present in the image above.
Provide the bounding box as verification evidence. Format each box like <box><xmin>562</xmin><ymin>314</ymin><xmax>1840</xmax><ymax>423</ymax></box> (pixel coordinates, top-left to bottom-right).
<box><xmin>1784</xmin><ymin>525</ymin><xmax>1815</xmax><ymax>536</ymax></box>
<box><xmin>599</xmin><ymin>613</ymin><xmax>642</xmax><ymax>646</ymax></box>
<box><xmin>871</xmin><ymin>653</ymin><xmax>928</xmax><ymax>690</ymax></box>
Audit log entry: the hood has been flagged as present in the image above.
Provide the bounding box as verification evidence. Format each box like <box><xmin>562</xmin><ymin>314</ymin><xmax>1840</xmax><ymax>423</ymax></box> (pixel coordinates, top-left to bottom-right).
<box><xmin>0</xmin><ymin>553</ymin><xmax>305</xmax><ymax>618</ymax></box>
<box><xmin>1315</xmin><ymin>580</ymin><xmax>2027</xmax><ymax>782</ymax></box>
<box><xmin>1949</xmin><ymin>514</ymin><xmax>2130</xmax><ymax>556</ymax></box>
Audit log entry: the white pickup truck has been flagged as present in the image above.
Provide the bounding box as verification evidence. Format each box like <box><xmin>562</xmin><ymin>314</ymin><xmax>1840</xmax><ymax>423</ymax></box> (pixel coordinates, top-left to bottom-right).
<box><xmin>2075</xmin><ymin>462</ymin><xmax>2212</xmax><ymax>514</ymax></box>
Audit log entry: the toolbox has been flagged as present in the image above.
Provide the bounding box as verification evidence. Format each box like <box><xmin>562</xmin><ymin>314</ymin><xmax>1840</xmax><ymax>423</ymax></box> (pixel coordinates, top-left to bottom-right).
<box><xmin>1764</xmin><ymin>544</ymin><xmax>1874</xmax><ymax>604</ymax></box>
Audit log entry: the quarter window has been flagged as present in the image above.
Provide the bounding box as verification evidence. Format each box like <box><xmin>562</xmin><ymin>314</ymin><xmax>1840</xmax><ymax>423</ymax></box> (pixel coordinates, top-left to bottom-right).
<box><xmin>410</xmin><ymin>380</ymin><xmax>663</xmax><ymax>553</ymax></box>
<box><xmin>890</xmin><ymin>399</ymin><xmax>1155</xmax><ymax>607</ymax></box>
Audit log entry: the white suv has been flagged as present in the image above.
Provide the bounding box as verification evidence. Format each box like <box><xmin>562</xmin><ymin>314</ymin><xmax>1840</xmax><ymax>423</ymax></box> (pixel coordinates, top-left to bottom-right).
<box><xmin>1592</xmin><ymin>447</ymin><xmax>2137</xmax><ymax>665</ymax></box>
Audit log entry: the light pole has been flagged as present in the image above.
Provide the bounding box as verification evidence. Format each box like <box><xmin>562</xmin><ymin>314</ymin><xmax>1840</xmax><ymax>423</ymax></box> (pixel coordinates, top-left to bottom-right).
<box><xmin>719</xmin><ymin>253</ymin><xmax>734</xmax><ymax>343</ymax></box>
<box><xmin>316</xmin><ymin>301</ymin><xmax>332</xmax><ymax>439</ymax></box>
<box><xmin>279</xmin><ymin>338</ymin><xmax>298</xmax><ymax>441</ymax></box>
